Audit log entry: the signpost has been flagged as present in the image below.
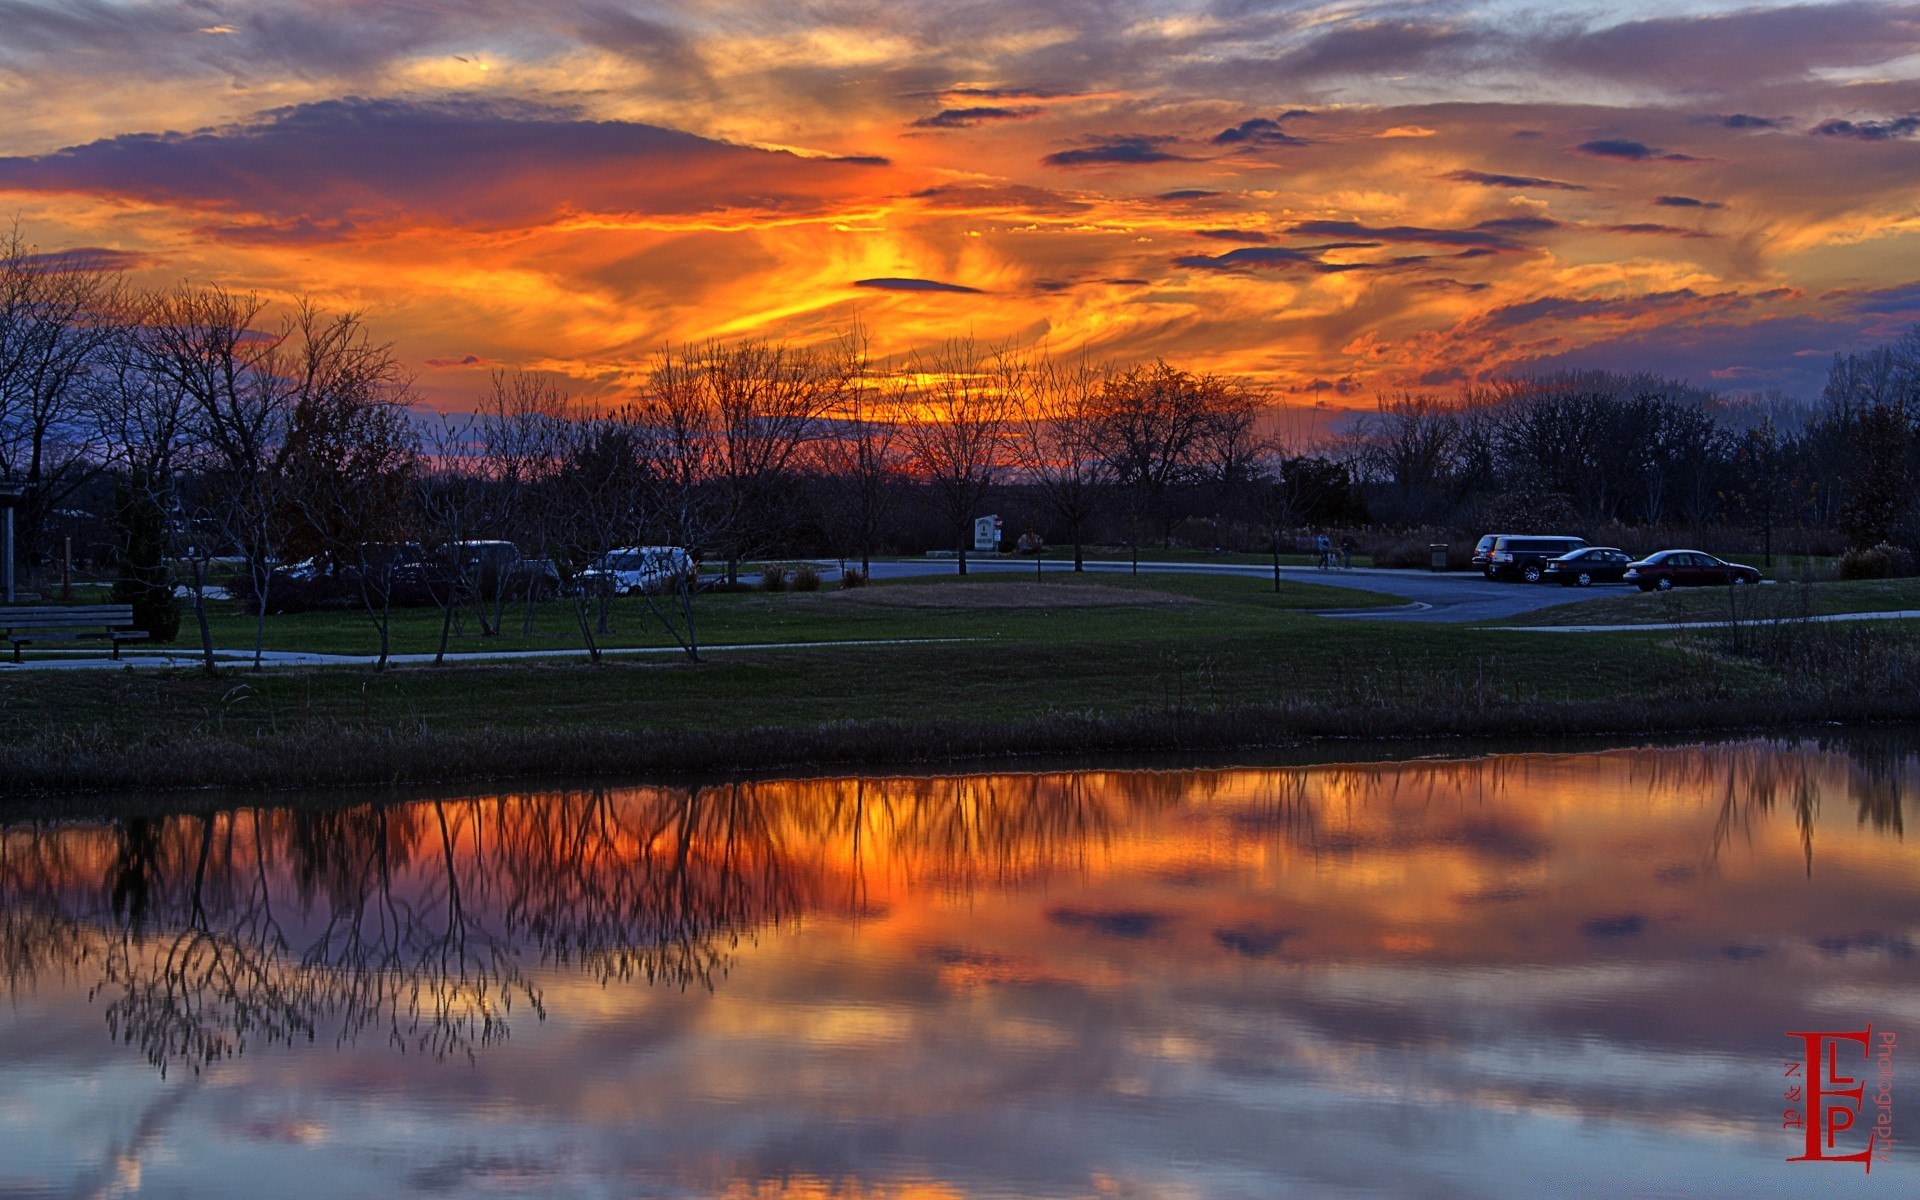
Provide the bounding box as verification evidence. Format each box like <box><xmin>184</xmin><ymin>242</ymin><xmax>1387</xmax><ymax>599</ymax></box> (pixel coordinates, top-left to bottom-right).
<box><xmin>0</xmin><ymin>482</ymin><xmax>24</xmax><ymax>605</ymax></box>
<box><xmin>973</xmin><ymin>514</ymin><xmax>1002</xmax><ymax>554</ymax></box>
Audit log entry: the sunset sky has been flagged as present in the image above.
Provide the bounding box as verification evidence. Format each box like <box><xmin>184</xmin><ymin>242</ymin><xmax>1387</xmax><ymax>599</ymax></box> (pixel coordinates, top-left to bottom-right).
<box><xmin>4</xmin><ymin>1</ymin><xmax>1919</xmax><ymax>412</ymax></box>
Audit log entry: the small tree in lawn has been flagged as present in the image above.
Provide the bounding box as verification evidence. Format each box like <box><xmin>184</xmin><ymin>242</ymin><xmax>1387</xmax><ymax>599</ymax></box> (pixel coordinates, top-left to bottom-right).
<box><xmin>816</xmin><ymin>332</ymin><xmax>899</xmax><ymax>578</ymax></box>
<box><xmin>276</xmin><ymin>311</ymin><xmax>422</xmax><ymax>670</ymax></box>
<box><xmin>1016</xmin><ymin>352</ymin><xmax>1107</xmax><ymax>573</ymax></box>
<box><xmin>477</xmin><ymin>370</ymin><xmax>570</xmax><ymax>637</ymax></box>
<box><xmin>900</xmin><ymin>339</ymin><xmax>1015</xmax><ymax>576</ymax></box>
<box><xmin>1091</xmin><ymin>360</ymin><xmax>1223</xmax><ymax>571</ymax></box>
<box><xmin>550</xmin><ymin>415</ymin><xmax>646</xmax><ymax>661</ymax></box>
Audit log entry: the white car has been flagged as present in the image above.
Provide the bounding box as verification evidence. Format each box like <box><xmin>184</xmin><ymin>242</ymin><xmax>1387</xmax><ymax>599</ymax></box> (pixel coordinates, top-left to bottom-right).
<box><xmin>577</xmin><ymin>547</ymin><xmax>696</xmax><ymax>595</ymax></box>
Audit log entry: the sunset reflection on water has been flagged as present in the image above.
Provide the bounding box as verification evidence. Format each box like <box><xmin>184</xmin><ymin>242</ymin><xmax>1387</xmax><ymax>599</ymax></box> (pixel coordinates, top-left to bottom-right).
<box><xmin>2</xmin><ymin>739</ymin><xmax>1915</xmax><ymax>1198</ymax></box>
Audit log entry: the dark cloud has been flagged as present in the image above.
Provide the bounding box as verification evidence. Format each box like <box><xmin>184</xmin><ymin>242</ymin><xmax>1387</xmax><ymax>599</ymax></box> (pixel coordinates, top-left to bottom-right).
<box><xmin>1304</xmin><ymin>376</ymin><xmax>1363</xmax><ymax>395</ymax></box>
<box><xmin>1542</xmin><ymin>4</ymin><xmax>1920</xmax><ymax>91</ymax></box>
<box><xmin>1042</xmin><ymin>135</ymin><xmax>1188</xmax><ymax>167</ymax></box>
<box><xmin>1445</xmin><ymin>169</ymin><xmax>1588</xmax><ymax>191</ymax></box>
<box><xmin>1046</xmin><ymin>906</ymin><xmax>1167</xmax><ymax>938</ymax></box>
<box><xmin>1476</xmin><ymin>289</ymin><xmax>1732</xmax><ymax>333</ymax></box>
<box><xmin>1581</xmin><ymin>914</ymin><xmax>1648</xmax><ymax>938</ymax></box>
<box><xmin>1811</xmin><ymin>115</ymin><xmax>1920</xmax><ymax>140</ymax></box>
<box><xmin>936</xmin><ymin>85</ymin><xmax>1070</xmax><ymax>100</ymax></box>
<box><xmin>7</xmin><ymin>246</ymin><xmax>153</xmax><ymax>272</ymax></box>
<box><xmin>424</xmin><ymin>354</ymin><xmax>491</xmax><ymax>368</ymax></box>
<box><xmin>573</xmin><ymin>7</ymin><xmax>711</xmax><ymax>95</ymax></box>
<box><xmin>1600</xmin><ymin>222</ymin><xmax>1713</xmax><ymax>238</ymax></box>
<box><xmin>912</xmin><ymin>106</ymin><xmax>1040</xmax><ymax>129</ymax></box>
<box><xmin>910</xmin><ymin>183</ymin><xmax>1090</xmax><ymax>215</ymax></box>
<box><xmin>1840</xmin><ymin>281</ymin><xmax>1920</xmax><ymax>317</ymax></box>
<box><xmin>1212</xmin><ymin>117</ymin><xmax>1308</xmax><ymax>148</ymax></box>
<box><xmin>1574</xmin><ymin>139</ymin><xmax>1699</xmax><ymax>162</ymax></box>
<box><xmin>853</xmin><ymin>277</ymin><xmax>982</xmax><ymax>294</ymax></box>
<box><xmin>1289</xmin><ymin>219</ymin><xmax>1518</xmax><ymax>249</ymax></box>
<box><xmin>1655</xmin><ymin>195</ymin><xmax>1723</xmax><ymax>209</ymax></box>
<box><xmin>1194</xmin><ymin>228</ymin><xmax>1271</xmax><ymax>243</ymax></box>
<box><xmin>0</xmin><ymin>96</ymin><xmax>889</xmax><ymax>234</ymax></box>
<box><xmin>1269</xmin><ymin>19</ymin><xmax>1475</xmax><ymax>78</ymax></box>
<box><xmin>1156</xmin><ymin>189</ymin><xmax>1223</xmax><ymax>200</ymax></box>
<box><xmin>1719</xmin><ymin>114</ymin><xmax>1786</xmax><ymax>130</ymax></box>
<box><xmin>1173</xmin><ymin>246</ymin><xmax>1329</xmax><ymax>272</ymax></box>
<box><xmin>1473</xmin><ymin>216</ymin><xmax>1562</xmax><ymax>234</ymax></box>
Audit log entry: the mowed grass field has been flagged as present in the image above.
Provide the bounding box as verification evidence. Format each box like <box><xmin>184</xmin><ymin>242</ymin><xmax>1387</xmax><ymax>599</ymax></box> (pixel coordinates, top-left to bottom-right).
<box><xmin>1493</xmin><ymin>577</ymin><xmax>1920</xmax><ymax>628</ymax></box>
<box><xmin>4</xmin><ymin>569</ymin><xmax>1912</xmax><ymax>796</ymax></box>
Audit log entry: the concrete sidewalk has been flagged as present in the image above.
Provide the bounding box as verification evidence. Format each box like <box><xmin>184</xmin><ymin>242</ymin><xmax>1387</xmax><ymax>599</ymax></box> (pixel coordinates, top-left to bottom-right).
<box><xmin>0</xmin><ymin>636</ymin><xmax>982</xmax><ymax>671</ymax></box>
<box><xmin>1493</xmin><ymin>609</ymin><xmax>1920</xmax><ymax>633</ymax></box>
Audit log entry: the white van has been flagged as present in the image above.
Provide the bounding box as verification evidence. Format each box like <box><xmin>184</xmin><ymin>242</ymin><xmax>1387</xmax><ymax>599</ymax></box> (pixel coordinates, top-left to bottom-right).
<box><xmin>577</xmin><ymin>547</ymin><xmax>696</xmax><ymax>595</ymax></box>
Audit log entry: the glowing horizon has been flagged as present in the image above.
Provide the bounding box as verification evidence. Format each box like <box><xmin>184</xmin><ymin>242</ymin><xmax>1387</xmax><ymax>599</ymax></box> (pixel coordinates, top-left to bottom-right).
<box><xmin>4</xmin><ymin>1</ymin><xmax>1919</xmax><ymax>415</ymax></box>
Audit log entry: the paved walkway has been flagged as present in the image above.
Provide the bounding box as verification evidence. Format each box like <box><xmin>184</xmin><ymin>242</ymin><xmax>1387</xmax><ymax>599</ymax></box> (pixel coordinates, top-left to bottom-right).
<box><xmin>1493</xmin><ymin>609</ymin><xmax>1920</xmax><ymax>633</ymax></box>
<box><xmin>0</xmin><ymin>636</ymin><xmax>981</xmax><ymax>672</ymax></box>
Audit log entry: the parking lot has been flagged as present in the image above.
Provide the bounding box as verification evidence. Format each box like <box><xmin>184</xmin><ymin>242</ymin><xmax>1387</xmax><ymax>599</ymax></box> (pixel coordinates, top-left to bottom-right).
<box><xmin>866</xmin><ymin>558</ymin><xmax>1614</xmax><ymax>623</ymax></box>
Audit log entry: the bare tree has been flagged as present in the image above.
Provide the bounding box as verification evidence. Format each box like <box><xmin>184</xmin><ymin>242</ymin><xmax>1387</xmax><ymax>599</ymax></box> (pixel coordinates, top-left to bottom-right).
<box><xmin>642</xmin><ymin>338</ymin><xmax>848</xmax><ymax>584</ymax></box>
<box><xmin>1091</xmin><ymin>360</ymin><xmax>1222</xmax><ymax>571</ymax></box>
<box><xmin>476</xmin><ymin>370</ymin><xmax>569</xmax><ymax>636</ymax></box>
<box><xmin>0</xmin><ymin>227</ymin><xmax>124</xmax><ymax>579</ymax></box>
<box><xmin>134</xmin><ymin>284</ymin><xmax>301</xmax><ymax>668</ymax></box>
<box><xmin>1016</xmin><ymin>352</ymin><xmax>1108</xmax><ymax>572</ymax></box>
<box><xmin>815</xmin><ymin>332</ymin><xmax>899</xmax><ymax>577</ymax></box>
<box><xmin>276</xmin><ymin>308</ymin><xmax>422</xmax><ymax>669</ymax></box>
<box><xmin>899</xmin><ymin>339</ymin><xmax>1015</xmax><ymax>575</ymax></box>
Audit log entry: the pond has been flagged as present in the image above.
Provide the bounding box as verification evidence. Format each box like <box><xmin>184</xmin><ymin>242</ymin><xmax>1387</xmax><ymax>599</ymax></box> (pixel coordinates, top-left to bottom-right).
<box><xmin>2</xmin><ymin>738</ymin><xmax>1916</xmax><ymax>1198</ymax></box>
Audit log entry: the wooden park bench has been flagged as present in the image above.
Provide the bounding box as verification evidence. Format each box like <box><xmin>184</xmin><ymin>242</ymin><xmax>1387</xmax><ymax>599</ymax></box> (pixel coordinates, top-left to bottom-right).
<box><xmin>2</xmin><ymin>605</ymin><xmax>149</xmax><ymax>662</ymax></box>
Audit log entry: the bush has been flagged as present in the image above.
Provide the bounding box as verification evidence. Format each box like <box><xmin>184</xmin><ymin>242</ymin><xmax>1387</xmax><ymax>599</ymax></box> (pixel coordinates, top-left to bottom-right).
<box><xmin>791</xmin><ymin>563</ymin><xmax>821</xmax><ymax>591</ymax></box>
<box><xmin>1838</xmin><ymin>543</ymin><xmax>1915</xmax><ymax>581</ymax></box>
<box><xmin>841</xmin><ymin>567</ymin><xmax>868</xmax><ymax>589</ymax></box>
<box><xmin>759</xmin><ymin>564</ymin><xmax>788</xmax><ymax>591</ymax></box>
<box><xmin>1365</xmin><ymin>530</ymin><xmax>1467</xmax><ymax>570</ymax></box>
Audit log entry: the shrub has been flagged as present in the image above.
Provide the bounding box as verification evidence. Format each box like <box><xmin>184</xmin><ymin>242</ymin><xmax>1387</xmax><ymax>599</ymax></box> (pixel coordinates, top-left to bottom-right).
<box><xmin>1838</xmin><ymin>543</ymin><xmax>1915</xmax><ymax>581</ymax></box>
<box><xmin>791</xmin><ymin>563</ymin><xmax>821</xmax><ymax>591</ymax></box>
<box><xmin>841</xmin><ymin>567</ymin><xmax>868</xmax><ymax>589</ymax></box>
<box><xmin>759</xmin><ymin>564</ymin><xmax>788</xmax><ymax>591</ymax></box>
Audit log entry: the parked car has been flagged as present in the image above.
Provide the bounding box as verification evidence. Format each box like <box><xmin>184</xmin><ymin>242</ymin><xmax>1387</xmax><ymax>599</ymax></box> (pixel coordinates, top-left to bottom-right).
<box><xmin>1542</xmin><ymin>547</ymin><xmax>1634</xmax><ymax>587</ymax></box>
<box><xmin>1486</xmin><ymin>534</ymin><xmax>1589</xmax><ymax>582</ymax></box>
<box><xmin>576</xmin><ymin>546</ymin><xmax>697</xmax><ymax>595</ymax></box>
<box><xmin>1622</xmin><ymin>550</ymin><xmax>1763</xmax><ymax>591</ymax></box>
<box><xmin>453</xmin><ymin>540</ymin><xmax>561</xmax><ymax>601</ymax></box>
<box><xmin>255</xmin><ymin>542</ymin><xmax>434</xmax><ymax>613</ymax></box>
<box><xmin>1471</xmin><ymin>532</ymin><xmax>1522</xmax><ymax>574</ymax></box>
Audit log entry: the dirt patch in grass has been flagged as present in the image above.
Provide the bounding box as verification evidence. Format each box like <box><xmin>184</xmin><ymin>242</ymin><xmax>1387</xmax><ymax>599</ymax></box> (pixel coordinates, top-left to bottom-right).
<box><xmin>828</xmin><ymin>582</ymin><xmax>1200</xmax><ymax>610</ymax></box>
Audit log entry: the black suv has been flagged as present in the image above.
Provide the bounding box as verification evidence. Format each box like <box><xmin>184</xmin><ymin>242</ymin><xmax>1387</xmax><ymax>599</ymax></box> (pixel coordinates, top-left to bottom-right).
<box><xmin>1485</xmin><ymin>534</ymin><xmax>1588</xmax><ymax>583</ymax></box>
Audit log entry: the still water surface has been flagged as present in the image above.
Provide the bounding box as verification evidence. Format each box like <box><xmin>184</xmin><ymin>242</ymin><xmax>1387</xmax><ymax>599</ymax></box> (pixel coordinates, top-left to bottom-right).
<box><xmin>2</xmin><ymin>738</ymin><xmax>1917</xmax><ymax>1198</ymax></box>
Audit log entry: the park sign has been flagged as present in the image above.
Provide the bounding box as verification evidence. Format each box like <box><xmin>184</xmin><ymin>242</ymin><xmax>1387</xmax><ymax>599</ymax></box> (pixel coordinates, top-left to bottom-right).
<box><xmin>973</xmin><ymin>514</ymin><xmax>1002</xmax><ymax>554</ymax></box>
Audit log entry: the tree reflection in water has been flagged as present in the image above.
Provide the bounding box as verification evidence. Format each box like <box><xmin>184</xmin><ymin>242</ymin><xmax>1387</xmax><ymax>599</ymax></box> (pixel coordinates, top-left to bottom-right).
<box><xmin>0</xmin><ymin>772</ymin><xmax>1137</xmax><ymax>1075</ymax></box>
<box><xmin>1</xmin><ymin>738</ymin><xmax>1913</xmax><ymax>1076</ymax></box>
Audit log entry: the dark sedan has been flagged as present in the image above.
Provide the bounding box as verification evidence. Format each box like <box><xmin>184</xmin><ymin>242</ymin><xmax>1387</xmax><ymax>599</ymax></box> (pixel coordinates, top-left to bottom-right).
<box><xmin>1542</xmin><ymin>547</ymin><xmax>1633</xmax><ymax>587</ymax></box>
<box><xmin>1623</xmin><ymin>550</ymin><xmax>1763</xmax><ymax>591</ymax></box>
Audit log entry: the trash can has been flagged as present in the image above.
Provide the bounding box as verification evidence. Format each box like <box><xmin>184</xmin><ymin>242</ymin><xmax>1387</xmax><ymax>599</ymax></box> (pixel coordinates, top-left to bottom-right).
<box><xmin>1429</xmin><ymin>544</ymin><xmax>1449</xmax><ymax>572</ymax></box>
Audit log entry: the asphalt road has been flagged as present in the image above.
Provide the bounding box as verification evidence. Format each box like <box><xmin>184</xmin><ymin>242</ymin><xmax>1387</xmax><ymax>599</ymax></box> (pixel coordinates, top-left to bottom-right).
<box><xmin>860</xmin><ymin>557</ymin><xmax>1619</xmax><ymax>623</ymax></box>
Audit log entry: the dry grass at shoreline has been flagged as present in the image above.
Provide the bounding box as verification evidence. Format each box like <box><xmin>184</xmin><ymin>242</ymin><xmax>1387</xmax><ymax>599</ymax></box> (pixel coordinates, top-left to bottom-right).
<box><xmin>7</xmin><ymin>691</ymin><xmax>1917</xmax><ymax>799</ymax></box>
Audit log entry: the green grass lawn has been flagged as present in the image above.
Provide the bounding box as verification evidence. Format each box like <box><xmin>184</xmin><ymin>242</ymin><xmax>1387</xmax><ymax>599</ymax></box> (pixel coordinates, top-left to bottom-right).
<box><xmin>9</xmin><ymin>566</ymin><xmax>1907</xmax><ymax>797</ymax></box>
<box><xmin>41</xmin><ymin>571</ymin><xmax>1393</xmax><ymax>660</ymax></box>
<box><xmin>1491</xmin><ymin>577</ymin><xmax>1920</xmax><ymax>628</ymax></box>
<box><xmin>1</xmin><ymin>579</ymin><xmax>1691</xmax><ymax>741</ymax></box>
<box><xmin>4</xmin><ymin>568</ymin><xmax>1696</xmax><ymax>735</ymax></box>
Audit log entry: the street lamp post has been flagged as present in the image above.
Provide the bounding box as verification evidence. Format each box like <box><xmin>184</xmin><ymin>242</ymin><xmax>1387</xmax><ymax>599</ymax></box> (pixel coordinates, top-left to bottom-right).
<box><xmin>0</xmin><ymin>482</ymin><xmax>25</xmax><ymax>605</ymax></box>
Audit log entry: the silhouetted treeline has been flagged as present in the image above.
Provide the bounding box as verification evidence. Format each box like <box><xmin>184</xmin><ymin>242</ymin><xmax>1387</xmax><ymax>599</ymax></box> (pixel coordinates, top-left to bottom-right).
<box><xmin>7</xmin><ymin>227</ymin><xmax>1920</xmax><ymax>654</ymax></box>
